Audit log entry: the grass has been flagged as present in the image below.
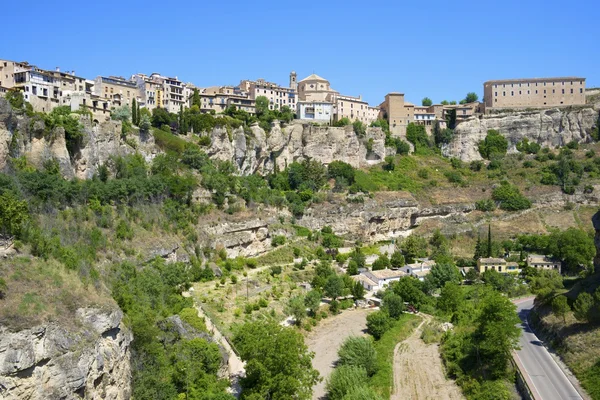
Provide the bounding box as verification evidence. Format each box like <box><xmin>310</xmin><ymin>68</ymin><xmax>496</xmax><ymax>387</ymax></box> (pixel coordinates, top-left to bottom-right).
<box><xmin>421</xmin><ymin>320</ymin><xmax>445</xmax><ymax>344</ymax></box>
<box><xmin>369</xmin><ymin>314</ymin><xmax>420</xmax><ymax>398</ymax></box>
<box><xmin>152</xmin><ymin>127</ymin><xmax>189</xmax><ymax>153</ymax></box>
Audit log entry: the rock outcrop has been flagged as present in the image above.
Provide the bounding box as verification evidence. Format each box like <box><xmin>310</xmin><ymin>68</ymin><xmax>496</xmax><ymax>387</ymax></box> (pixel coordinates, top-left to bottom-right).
<box><xmin>444</xmin><ymin>105</ymin><xmax>600</xmax><ymax>161</ymax></box>
<box><xmin>0</xmin><ymin>307</ymin><xmax>131</xmax><ymax>400</ymax></box>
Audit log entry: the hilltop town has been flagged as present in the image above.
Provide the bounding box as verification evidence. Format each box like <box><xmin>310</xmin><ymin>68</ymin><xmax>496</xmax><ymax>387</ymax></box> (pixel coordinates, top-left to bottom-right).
<box><xmin>0</xmin><ymin>58</ymin><xmax>593</xmax><ymax>137</ymax></box>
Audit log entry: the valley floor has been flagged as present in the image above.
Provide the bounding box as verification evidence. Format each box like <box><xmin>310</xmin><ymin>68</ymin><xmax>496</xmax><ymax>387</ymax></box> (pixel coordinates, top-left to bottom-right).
<box><xmin>392</xmin><ymin>314</ymin><xmax>464</xmax><ymax>400</ymax></box>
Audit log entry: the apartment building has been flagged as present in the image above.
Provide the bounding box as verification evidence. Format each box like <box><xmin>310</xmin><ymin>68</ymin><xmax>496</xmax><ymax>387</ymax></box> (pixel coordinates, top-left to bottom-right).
<box><xmin>132</xmin><ymin>73</ymin><xmax>164</xmax><ymax>110</ymax></box>
<box><xmin>240</xmin><ymin>72</ymin><xmax>297</xmax><ymax>111</ymax></box>
<box><xmin>297</xmin><ymin>101</ymin><xmax>333</xmax><ymax>121</ymax></box>
<box><xmin>195</xmin><ymin>86</ymin><xmax>256</xmax><ymax>114</ymax></box>
<box><xmin>484</xmin><ymin>77</ymin><xmax>586</xmax><ymax>110</ymax></box>
<box><xmin>94</xmin><ymin>76</ymin><xmax>139</xmax><ymax>107</ymax></box>
<box><xmin>333</xmin><ymin>94</ymin><xmax>378</xmax><ymax>125</ymax></box>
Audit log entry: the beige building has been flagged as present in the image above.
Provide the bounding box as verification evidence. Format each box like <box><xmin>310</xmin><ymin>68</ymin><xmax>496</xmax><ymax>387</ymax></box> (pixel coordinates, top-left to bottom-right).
<box><xmin>94</xmin><ymin>76</ymin><xmax>139</xmax><ymax>108</ymax></box>
<box><xmin>240</xmin><ymin>72</ymin><xmax>297</xmax><ymax>111</ymax></box>
<box><xmin>378</xmin><ymin>93</ymin><xmax>414</xmax><ymax>136</ymax></box>
<box><xmin>476</xmin><ymin>257</ymin><xmax>507</xmax><ymax>274</ymax></box>
<box><xmin>484</xmin><ymin>77</ymin><xmax>586</xmax><ymax>110</ymax></box>
<box><xmin>297</xmin><ymin>73</ymin><xmax>378</xmax><ymax>124</ymax></box>
<box><xmin>196</xmin><ymin>86</ymin><xmax>256</xmax><ymax>114</ymax></box>
<box><xmin>526</xmin><ymin>254</ymin><xmax>561</xmax><ymax>273</ymax></box>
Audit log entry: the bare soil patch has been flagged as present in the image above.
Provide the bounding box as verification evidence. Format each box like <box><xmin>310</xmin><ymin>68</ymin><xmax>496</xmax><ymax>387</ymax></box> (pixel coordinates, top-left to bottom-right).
<box><xmin>392</xmin><ymin>315</ymin><xmax>464</xmax><ymax>400</ymax></box>
<box><xmin>306</xmin><ymin>308</ymin><xmax>374</xmax><ymax>400</ymax></box>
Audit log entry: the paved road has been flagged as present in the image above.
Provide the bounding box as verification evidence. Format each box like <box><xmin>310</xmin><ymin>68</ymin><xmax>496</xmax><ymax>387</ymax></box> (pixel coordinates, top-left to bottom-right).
<box><xmin>514</xmin><ymin>297</ymin><xmax>582</xmax><ymax>400</ymax></box>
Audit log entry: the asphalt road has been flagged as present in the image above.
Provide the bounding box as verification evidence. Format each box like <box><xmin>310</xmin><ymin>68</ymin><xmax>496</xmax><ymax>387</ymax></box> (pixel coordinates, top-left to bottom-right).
<box><xmin>514</xmin><ymin>297</ymin><xmax>582</xmax><ymax>400</ymax></box>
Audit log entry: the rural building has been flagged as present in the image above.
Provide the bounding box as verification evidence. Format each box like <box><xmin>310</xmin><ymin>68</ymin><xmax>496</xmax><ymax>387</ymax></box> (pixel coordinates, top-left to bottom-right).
<box><xmin>400</xmin><ymin>259</ymin><xmax>436</xmax><ymax>281</ymax></box>
<box><xmin>476</xmin><ymin>257</ymin><xmax>507</xmax><ymax>273</ymax></box>
<box><xmin>526</xmin><ymin>254</ymin><xmax>561</xmax><ymax>273</ymax></box>
<box><xmin>483</xmin><ymin>77</ymin><xmax>586</xmax><ymax>110</ymax></box>
<box><xmin>356</xmin><ymin>269</ymin><xmax>406</xmax><ymax>291</ymax></box>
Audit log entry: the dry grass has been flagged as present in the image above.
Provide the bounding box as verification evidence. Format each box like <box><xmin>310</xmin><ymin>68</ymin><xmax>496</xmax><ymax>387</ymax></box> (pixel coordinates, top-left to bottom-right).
<box><xmin>0</xmin><ymin>256</ymin><xmax>113</xmax><ymax>331</ymax></box>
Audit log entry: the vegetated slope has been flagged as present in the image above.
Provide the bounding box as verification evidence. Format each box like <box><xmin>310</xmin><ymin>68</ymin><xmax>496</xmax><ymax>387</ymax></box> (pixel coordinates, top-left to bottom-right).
<box><xmin>531</xmin><ymin>270</ymin><xmax>600</xmax><ymax>399</ymax></box>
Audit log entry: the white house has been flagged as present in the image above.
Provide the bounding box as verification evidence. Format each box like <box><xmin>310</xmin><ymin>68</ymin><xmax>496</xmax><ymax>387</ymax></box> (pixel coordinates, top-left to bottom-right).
<box><xmin>355</xmin><ymin>269</ymin><xmax>407</xmax><ymax>291</ymax></box>
<box><xmin>400</xmin><ymin>259</ymin><xmax>436</xmax><ymax>281</ymax></box>
<box><xmin>297</xmin><ymin>101</ymin><xmax>333</xmax><ymax>122</ymax></box>
<box><xmin>526</xmin><ymin>254</ymin><xmax>561</xmax><ymax>273</ymax></box>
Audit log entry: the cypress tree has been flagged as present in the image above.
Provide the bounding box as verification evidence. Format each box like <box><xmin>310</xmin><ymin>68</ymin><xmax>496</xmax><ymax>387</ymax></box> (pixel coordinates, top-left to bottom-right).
<box><xmin>487</xmin><ymin>224</ymin><xmax>492</xmax><ymax>257</ymax></box>
<box><xmin>136</xmin><ymin>102</ymin><xmax>141</xmax><ymax>125</ymax></box>
<box><xmin>131</xmin><ymin>99</ymin><xmax>137</xmax><ymax>126</ymax></box>
<box><xmin>474</xmin><ymin>232</ymin><xmax>482</xmax><ymax>260</ymax></box>
<box><xmin>192</xmin><ymin>89</ymin><xmax>201</xmax><ymax>107</ymax></box>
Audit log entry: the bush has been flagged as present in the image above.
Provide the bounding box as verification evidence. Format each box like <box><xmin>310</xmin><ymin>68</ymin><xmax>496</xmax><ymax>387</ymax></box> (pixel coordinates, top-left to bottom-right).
<box><xmin>271</xmin><ymin>235</ymin><xmax>286</xmax><ymax>247</ymax></box>
<box><xmin>470</xmin><ymin>160</ymin><xmax>483</xmax><ymax>171</ymax></box>
<box><xmin>492</xmin><ymin>182</ymin><xmax>531</xmax><ymax>211</ymax></box>
<box><xmin>475</xmin><ymin>199</ymin><xmax>496</xmax><ymax>212</ymax></box>
<box><xmin>338</xmin><ymin>336</ymin><xmax>379</xmax><ymax>376</ymax></box>
<box><xmin>326</xmin><ymin>365</ymin><xmax>368</xmax><ymax>400</ymax></box>
<box><xmin>478</xmin><ymin>130</ymin><xmax>508</xmax><ymax>159</ymax></box>
<box><xmin>353</xmin><ymin>120</ymin><xmax>366</xmax><ymax>137</ymax></box>
<box><xmin>444</xmin><ymin>170</ymin><xmax>464</xmax><ymax>184</ymax></box>
<box><xmin>340</xmin><ymin>386</ymin><xmax>384</xmax><ymax>400</ymax></box>
<box><xmin>178</xmin><ymin>307</ymin><xmax>207</xmax><ymax>332</ymax></box>
<box><xmin>382</xmin><ymin>292</ymin><xmax>404</xmax><ymax>319</ymax></box>
<box><xmin>366</xmin><ymin>310</ymin><xmax>392</xmax><ymax>340</ymax></box>
<box><xmin>372</xmin><ymin>254</ymin><xmax>391</xmax><ymax>271</ymax></box>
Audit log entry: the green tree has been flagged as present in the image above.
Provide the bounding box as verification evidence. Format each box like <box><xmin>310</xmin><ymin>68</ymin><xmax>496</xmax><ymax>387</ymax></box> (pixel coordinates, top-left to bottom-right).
<box><xmin>406</xmin><ymin>123</ymin><xmax>430</xmax><ymax>151</ymax></box>
<box><xmin>131</xmin><ymin>99</ymin><xmax>138</xmax><ymax>126</ymax></box>
<box><xmin>350</xmin><ymin>281</ymin><xmax>365</xmax><ymax>300</ymax></box>
<box><xmin>192</xmin><ymin>88</ymin><xmax>201</xmax><ymax>107</ymax></box>
<box><xmin>478</xmin><ymin>130</ymin><xmax>508</xmax><ymax>159</ymax></box>
<box><xmin>0</xmin><ymin>192</ymin><xmax>29</xmax><ymax>237</ymax></box>
<box><xmin>324</xmin><ymin>275</ymin><xmax>345</xmax><ymax>300</ymax></box>
<box><xmin>288</xmin><ymin>295</ymin><xmax>307</xmax><ymax>326</ymax></box>
<box><xmin>573</xmin><ymin>292</ymin><xmax>594</xmax><ymax>322</ymax></box>
<box><xmin>340</xmin><ymin>386</ymin><xmax>384</xmax><ymax>400</ymax></box>
<box><xmin>437</xmin><ymin>282</ymin><xmax>464</xmax><ymax>314</ymax></box>
<box><xmin>382</xmin><ymin>292</ymin><xmax>404</xmax><ymax>319</ymax></box>
<box><xmin>422</xmin><ymin>97</ymin><xmax>433</xmax><ymax>106</ymax></box>
<box><xmin>390</xmin><ymin>251</ymin><xmax>405</xmax><ymax>268</ymax></box>
<box><xmin>304</xmin><ymin>289</ymin><xmax>322</xmax><ymax>316</ymax></box>
<box><xmin>112</xmin><ymin>105</ymin><xmax>131</xmax><ymax>122</ymax></box>
<box><xmin>473</xmin><ymin>290</ymin><xmax>521</xmax><ymax>378</ymax></box>
<box><xmin>465</xmin><ymin>92</ymin><xmax>479</xmax><ymax>103</ymax></box>
<box><xmin>6</xmin><ymin>89</ymin><xmax>25</xmax><ymax>109</ymax></box>
<box><xmin>548</xmin><ymin>228</ymin><xmax>595</xmax><ymax>274</ymax></box>
<box><xmin>372</xmin><ymin>254</ymin><xmax>391</xmax><ymax>271</ymax></box>
<box><xmin>492</xmin><ymin>182</ymin><xmax>532</xmax><ymax>211</ymax></box>
<box><xmin>326</xmin><ymin>365</ymin><xmax>368</xmax><ymax>400</ymax></box>
<box><xmin>233</xmin><ymin>321</ymin><xmax>320</xmax><ymax>399</ymax></box>
<box><xmin>424</xmin><ymin>263</ymin><xmax>461</xmax><ymax>289</ymax></box>
<box><xmin>551</xmin><ymin>296</ymin><xmax>570</xmax><ymax>323</ymax></box>
<box><xmin>255</xmin><ymin>96</ymin><xmax>269</xmax><ymax>117</ymax></box>
<box><xmin>366</xmin><ymin>310</ymin><xmax>391</xmax><ymax>340</ymax></box>
<box><xmin>400</xmin><ymin>235</ymin><xmax>428</xmax><ymax>263</ymax></box>
<box><xmin>347</xmin><ymin>260</ymin><xmax>359</xmax><ymax>276</ymax></box>
<box><xmin>337</xmin><ymin>336</ymin><xmax>378</xmax><ymax>376</ymax></box>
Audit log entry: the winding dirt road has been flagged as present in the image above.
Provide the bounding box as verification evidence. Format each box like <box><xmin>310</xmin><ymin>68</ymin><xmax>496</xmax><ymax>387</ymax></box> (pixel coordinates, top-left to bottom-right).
<box><xmin>392</xmin><ymin>314</ymin><xmax>463</xmax><ymax>400</ymax></box>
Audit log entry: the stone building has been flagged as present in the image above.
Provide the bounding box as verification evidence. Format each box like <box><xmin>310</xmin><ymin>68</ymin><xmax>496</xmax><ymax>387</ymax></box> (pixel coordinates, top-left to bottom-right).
<box><xmin>240</xmin><ymin>72</ymin><xmax>297</xmax><ymax>111</ymax></box>
<box><xmin>194</xmin><ymin>86</ymin><xmax>256</xmax><ymax>114</ymax></box>
<box><xmin>378</xmin><ymin>93</ymin><xmax>414</xmax><ymax>136</ymax></box>
<box><xmin>526</xmin><ymin>254</ymin><xmax>561</xmax><ymax>273</ymax></box>
<box><xmin>94</xmin><ymin>76</ymin><xmax>139</xmax><ymax>107</ymax></box>
<box><xmin>483</xmin><ymin>77</ymin><xmax>586</xmax><ymax>110</ymax></box>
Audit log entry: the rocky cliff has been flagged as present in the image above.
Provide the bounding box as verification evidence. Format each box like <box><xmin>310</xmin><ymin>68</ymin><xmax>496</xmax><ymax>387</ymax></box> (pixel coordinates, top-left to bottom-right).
<box><xmin>0</xmin><ymin>98</ymin><xmax>388</xmax><ymax>178</ymax></box>
<box><xmin>0</xmin><ymin>307</ymin><xmax>131</xmax><ymax>400</ymax></box>
<box><xmin>444</xmin><ymin>104</ymin><xmax>600</xmax><ymax>161</ymax></box>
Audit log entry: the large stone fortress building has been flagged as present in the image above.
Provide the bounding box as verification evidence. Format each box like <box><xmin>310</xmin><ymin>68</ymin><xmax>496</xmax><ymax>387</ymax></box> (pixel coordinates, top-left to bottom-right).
<box><xmin>484</xmin><ymin>77</ymin><xmax>586</xmax><ymax>110</ymax></box>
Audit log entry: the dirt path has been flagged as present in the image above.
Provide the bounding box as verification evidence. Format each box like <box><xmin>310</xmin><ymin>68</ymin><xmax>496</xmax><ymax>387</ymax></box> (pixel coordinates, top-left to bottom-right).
<box><xmin>392</xmin><ymin>314</ymin><xmax>463</xmax><ymax>400</ymax></box>
<box><xmin>306</xmin><ymin>308</ymin><xmax>374</xmax><ymax>400</ymax></box>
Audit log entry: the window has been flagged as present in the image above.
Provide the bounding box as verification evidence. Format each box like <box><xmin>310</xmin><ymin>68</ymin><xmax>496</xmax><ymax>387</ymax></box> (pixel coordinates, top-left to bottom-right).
<box><xmin>511</xmin><ymin>91</ymin><xmax>514</xmax><ymax>96</ymax></box>
<box><xmin>527</xmin><ymin>90</ymin><xmax>530</xmax><ymax>94</ymax></box>
<box><xmin>544</xmin><ymin>90</ymin><xmax>546</xmax><ymax>94</ymax></box>
<box><xmin>581</xmin><ymin>88</ymin><xmax>583</xmax><ymax>93</ymax></box>
<box><xmin>553</xmin><ymin>89</ymin><xmax>555</xmax><ymax>94</ymax></box>
<box><xmin>495</xmin><ymin>91</ymin><xmax>497</xmax><ymax>96</ymax></box>
<box><xmin>562</xmin><ymin>89</ymin><xmax>565</xmax><ymax>94</ymax></box>
<box><xmin>503</xmin><ymin>91</ymin><xmax>506</xmax><ymax>96</ymax></box>
<box><xmin>536</xmin><ymin>90</ymin><xmax>538</xmax><ymax>94</ymax></box>
<box><xmin>519</xmin><ymin>91</ymin><xmax>521</xmax><ymax>95</ymax></box>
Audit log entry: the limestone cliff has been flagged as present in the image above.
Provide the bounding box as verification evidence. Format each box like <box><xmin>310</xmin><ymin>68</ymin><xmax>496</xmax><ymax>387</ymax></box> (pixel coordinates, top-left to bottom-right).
<box><xmin>205</xmin><ymin>121</ymin><xmax>388</xmax><ymax>175</ymax></box>
<box><xmin>0</xmin><ymin>308</ymin><xmax>132</xmax><ymax>400</ymax></box>
<box><xmin>444</xmin><ymin>104</ymin><xmax>600</xmax><ymax>161</ymax></box>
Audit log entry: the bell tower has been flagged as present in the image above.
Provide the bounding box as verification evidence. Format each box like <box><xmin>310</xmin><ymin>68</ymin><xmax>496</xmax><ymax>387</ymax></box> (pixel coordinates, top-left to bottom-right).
<box><xmin>290</xmin><ymin>71</ymin><xmax>297</xmax><ymax>91</ymax></box>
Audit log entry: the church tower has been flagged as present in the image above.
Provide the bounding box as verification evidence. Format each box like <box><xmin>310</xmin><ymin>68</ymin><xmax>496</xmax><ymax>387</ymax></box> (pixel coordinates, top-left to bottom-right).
<box><xmin>289</xmin><ymin>71</ymin><xmax>297</xmax><ymax>91</ymax></box>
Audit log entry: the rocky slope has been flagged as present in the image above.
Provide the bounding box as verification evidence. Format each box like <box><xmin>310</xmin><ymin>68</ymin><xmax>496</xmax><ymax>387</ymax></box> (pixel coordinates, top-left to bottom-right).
<box><xmin>0</xmin><ymin>308</ymin><xmax>131</xmax><ymax>400</ymax></box>
<box><xmin>444</xmin><ymin>104</ymin><xmax>600</xmax><ymax>161</ymax></box>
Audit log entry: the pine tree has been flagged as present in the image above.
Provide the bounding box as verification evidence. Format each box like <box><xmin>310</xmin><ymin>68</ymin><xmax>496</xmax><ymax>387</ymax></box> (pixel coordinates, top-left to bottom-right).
<box><xmin>487</xmin><ymin>224</ymin><xmax>492</xmax><ymax>257</ymax></box>
<box><xmin>131</xmin><ymin>99</ymin><xmax>137</xmax><ymax>126</ymax></box>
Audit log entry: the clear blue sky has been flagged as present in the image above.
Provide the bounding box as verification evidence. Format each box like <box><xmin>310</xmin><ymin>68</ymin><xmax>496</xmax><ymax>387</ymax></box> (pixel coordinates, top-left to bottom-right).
<box><xmin>2</xmin><ymin>0</ymin><xmax>598</xmax><ymax>106</ymax></box>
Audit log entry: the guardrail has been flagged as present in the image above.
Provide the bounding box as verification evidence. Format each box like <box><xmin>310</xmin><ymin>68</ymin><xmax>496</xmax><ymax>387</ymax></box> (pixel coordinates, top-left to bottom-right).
<box><xmin>511</xmin><ymin>351</ymin><xmax>538</xmax><ymax>400</ymax></box>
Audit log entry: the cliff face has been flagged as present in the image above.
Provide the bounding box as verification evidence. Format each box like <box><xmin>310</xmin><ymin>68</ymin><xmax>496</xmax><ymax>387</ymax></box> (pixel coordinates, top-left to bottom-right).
<box><xmin>444</xmin><ymin>105</ymin><xmax>600</xmax><ymax>161</ymax></box>
<box><xmin>0</xmin><ymin>308</ymin><xmax>132</xmax><ymax>400</ymax></box>
<box><xmin>205</xmin><ymin>122</ymin><xmax>387</xmax><ymax>175</ymax></box>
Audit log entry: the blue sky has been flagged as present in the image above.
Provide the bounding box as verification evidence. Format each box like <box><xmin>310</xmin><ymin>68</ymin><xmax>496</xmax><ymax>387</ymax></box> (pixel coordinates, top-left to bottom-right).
<box><xmin>2</xmin><ymin>0</ymin><xmax>598</xmax><ymax>106</ymax></box>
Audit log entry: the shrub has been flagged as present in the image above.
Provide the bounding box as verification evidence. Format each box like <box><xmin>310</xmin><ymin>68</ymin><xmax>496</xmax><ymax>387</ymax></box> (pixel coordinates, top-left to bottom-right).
<box><xmin>492</xmin><ymin>182</ymin><xmax>531</xmax><ymax>211</ymax></box>
<box><xmin>115</xmin><ymin>220</ymin><xmax>134</xmax><ymax>240</ymax></box>
<box><xmin>478</xmin><ymin>130</ymin><xmax>508</xmax><ymax>159</ymax></box>
<box><xmin>450</xmin><ymin>158</ymin><xmax>463</xmax><ymax>169</ymax></box>
<box><xmin>418</xmin><ymin>169</ymin><xmax>429</xmax><ymax>179</ymax></box>
<box><xmin>444</xmin><ymin>170</ymin><xmax>464</xmax><ymax>184</ymax></box>
<box><xmin>382</xmin><ymin>292</ymin><xmax>404</xmax><ymax>319</ymax></box>
<box><xmin>372</xmin><ymin>254</ymin><xmax>391</xmax><ymax>271</ymax></box>
<box><xmin>340</xmin><ymin>386</ymin><xmax>384</xmax><ymax>400</ymax></box>
<box><xmin>366</xmin><ymin>310</ymin><xmax>391</xmax><ymax>340</ymax></box>
<box><xmin>475</xmin><ymin>199</ymin><xmax>496</xmax><ymax>212</ymax></box>
<box><xmin>573</xmin><ymin>292</ymin><xmax>594</xmax><ymax>322</ymax></box>
<box><xmin>353</xmin><ymin>120</ymin><xmax>366</xmax><ymax>137</ymax></box>
<box><xmin>270</xmin><ymin>265</ymin><xmax>282</xmax><ymax>276</ymax></box>
<box><xmin>338</xmin><ymin>336</ymin><xmax>379</xmax><ymax>376</ymax></box>
<box><xmin>470</xmin><ymin>160</ymin><xmax>483</xmax><ymax>171</ymax></box>
<box><xmin>326</xmin><ymin>365</ymin><xmax>368</xmax><ymax>400</ymax></box>
<box><xmin>178</xmin><ymin>307</ymin><xmax>207</xmax><ymax>332</ymax></box>
<box><xmin>271</xmin><ymin>235</ymin><xmax>286</xmax><ymax>247</ymax></box>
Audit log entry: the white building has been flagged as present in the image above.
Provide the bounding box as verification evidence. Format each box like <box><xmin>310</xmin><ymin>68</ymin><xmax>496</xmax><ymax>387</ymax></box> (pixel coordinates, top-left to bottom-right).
<box><xmin>297</xmin><ymin>101</ymin><xmax>333</xmax><ymax>122</ymax></box>
<box><xmin>240</xmin><ymin>73</ymin><xmax>297</xmax><ymax>111</ymax></box>
<box><xmin>526</xmin><ymin>254</ymin><xmax>561</xmax><ymax>273</ymax></box>
<box><xmin>400</xmin><ymin>259</ymin><xmax>436</xmax><ymax>281</ymax></box>
<box><xmin>355</xmin><ymin>269</ymin><xmax>407</xmax><ymax>291</ymax></box>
